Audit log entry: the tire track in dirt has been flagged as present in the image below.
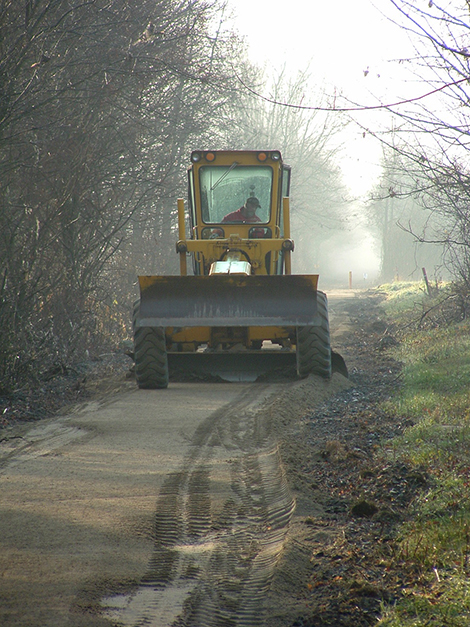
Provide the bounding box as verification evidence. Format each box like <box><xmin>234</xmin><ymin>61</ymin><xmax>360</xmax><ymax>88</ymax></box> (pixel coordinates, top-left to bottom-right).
<box><xmin>183</xmin><ymin>446</ymin><xmax>295</xmax><ymax>626</ymax></box>
<box><xmin>101</xmin><ymin>384</ymin><xmax>295</xmax><ymax>626</ymax></box>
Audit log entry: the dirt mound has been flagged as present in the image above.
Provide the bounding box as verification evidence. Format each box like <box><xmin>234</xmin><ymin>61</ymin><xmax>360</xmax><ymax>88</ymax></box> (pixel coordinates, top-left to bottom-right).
<box><xmin>261</xmin><ymin>291</ymin><xmax>422</xmax><ymax>626</ymax></box>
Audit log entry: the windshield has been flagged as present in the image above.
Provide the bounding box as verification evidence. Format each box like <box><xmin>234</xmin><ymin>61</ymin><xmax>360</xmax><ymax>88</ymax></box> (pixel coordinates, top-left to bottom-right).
<box><xmin>199</xmin><ymin>165</ymin><xmax>273</xmax><ymax>224</ymax></box>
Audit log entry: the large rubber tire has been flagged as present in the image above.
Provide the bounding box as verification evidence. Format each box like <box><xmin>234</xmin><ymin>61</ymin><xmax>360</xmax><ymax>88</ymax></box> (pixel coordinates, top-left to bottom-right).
<box><xmin>133</xmin><ymin>300</ymin><xmax>169</xmax><ymax>389</ymax></box>
<box><xmin>296</xmin><ymin>291</ymin><xmax>332</xmax><ymax>379</ymax></box>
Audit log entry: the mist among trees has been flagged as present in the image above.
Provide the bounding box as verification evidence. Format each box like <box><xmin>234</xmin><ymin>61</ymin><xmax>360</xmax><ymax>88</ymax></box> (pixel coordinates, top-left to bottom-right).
<box><xmin>369</xmin><ymin>1</ymin><xmax>470</xmax><ymax>290</ymax></box>
<box><xmin>0</xmin><ymin>0</ymin><xmax>349</xmax><ymax>393</ymax></box>
<box><xmin>231</xmin><ymin>67</ymin><xmax>351</xmax><ymax>273</ymax></box>
<box><xmin>368</xmin><ymin>143</ymin><xmax>445</xmax><ymax>283</ymax></box>
<box><xmin>5</xmin><ymin>0</ymin><xmax>470</xmax><ymax>394</ymax></box>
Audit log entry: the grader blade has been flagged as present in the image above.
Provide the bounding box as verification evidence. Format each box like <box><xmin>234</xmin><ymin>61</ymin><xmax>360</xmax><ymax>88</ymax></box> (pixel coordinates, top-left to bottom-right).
<box><xmin>138</xmin><ymin>274</ymin><xmax>321</xmax><ymax>328</ymax></box>
<box><xmin>168</xmin><ymin>350</ymin><xmax>297</xmax><ymax>382</ymax></box>
<box><xmin>168</xmin><ymin>350</ymin><xmax>348</xmax><ymax>382</ymax></box>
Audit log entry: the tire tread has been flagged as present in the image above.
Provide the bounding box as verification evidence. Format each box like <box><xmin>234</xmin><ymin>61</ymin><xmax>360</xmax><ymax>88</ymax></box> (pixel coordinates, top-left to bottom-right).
<box><xmin>133</xmin><ymin>301</ymin><xmax>169</xmax><ymax>389</ymax></box>
<box><xmin>296</xmin><ymin>292</ymin><xmax>332</xmax><ymax>379</ymax></box>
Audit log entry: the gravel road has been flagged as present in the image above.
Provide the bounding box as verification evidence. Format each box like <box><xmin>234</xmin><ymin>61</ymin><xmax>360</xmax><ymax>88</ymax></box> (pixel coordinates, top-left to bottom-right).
<box><xmin>0</xmin><ymin>290</ymin><xmax>381</xmax><ymax>627</ymax></box>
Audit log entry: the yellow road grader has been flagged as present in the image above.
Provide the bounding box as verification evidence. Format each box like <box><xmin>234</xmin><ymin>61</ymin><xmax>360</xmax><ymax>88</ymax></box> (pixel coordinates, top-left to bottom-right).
<box><xmin>133</xmin><ymin>150</ymin><xmax>345</xmax><ymax>388</ymax></box>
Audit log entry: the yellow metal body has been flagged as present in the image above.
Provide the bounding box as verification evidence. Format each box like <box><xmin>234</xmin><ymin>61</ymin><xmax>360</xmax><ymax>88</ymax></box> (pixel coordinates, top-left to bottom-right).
<box><xmin>138</xmin><ymin>150</ymin><xmax>319</xmax><ymax>351</ymax></box>
<box><xmin>179</xmin><ymin>150</ymin><xmax>293</xmax><ymax>277</ymax></box>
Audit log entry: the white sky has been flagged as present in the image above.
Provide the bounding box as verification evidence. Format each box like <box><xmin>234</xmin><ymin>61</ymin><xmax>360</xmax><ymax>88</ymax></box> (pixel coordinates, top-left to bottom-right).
<box><xmin>226</xmin><ymin>0</ymin><xmax>416</xmax><ymax>196</ymax></box>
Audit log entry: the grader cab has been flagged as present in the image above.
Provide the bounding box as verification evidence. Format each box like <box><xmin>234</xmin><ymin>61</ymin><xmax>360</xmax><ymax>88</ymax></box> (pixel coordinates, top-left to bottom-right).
<box><xmin>133</xmin><ymin>150</ymin><xmax>342</xmax><ymax>388</ymax></box>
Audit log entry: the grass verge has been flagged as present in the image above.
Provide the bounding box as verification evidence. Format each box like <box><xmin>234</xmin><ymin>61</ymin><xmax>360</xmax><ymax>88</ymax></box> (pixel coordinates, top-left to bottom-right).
<box><xmin>376</xmin><ymin>282</ymin><xmax>470</xmax><ymax>627</ymax></box>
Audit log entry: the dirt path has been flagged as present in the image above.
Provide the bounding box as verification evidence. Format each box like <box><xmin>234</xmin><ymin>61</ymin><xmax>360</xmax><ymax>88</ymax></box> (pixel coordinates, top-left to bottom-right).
<box><xmin>265</xmin><ymin>290</ymin><xmax>412</xmax><ymax>626</ymax></box>
<box><xmin>0</xmin><ymin>290</ymin><xmax>402</xmax><ymax>627</ymax></box>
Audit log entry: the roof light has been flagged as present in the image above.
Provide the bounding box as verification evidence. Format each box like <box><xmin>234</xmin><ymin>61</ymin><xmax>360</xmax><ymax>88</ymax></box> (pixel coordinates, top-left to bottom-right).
<box><xmin>271</xmin><ymin>151</ymin><xmax>281</xmax><ymax>161</ymax></box>
<box><xmin>205</xmin><ymin>152</ymin><xmax>216</xmax><ymax>162</ymax></box>
<box><xmin>257</xmin><ymin>152</ymin><xmax>267</xmax><ymax>162</ymax></box>
<box><xmin>191</xmin><ymin>151</ymin><xmax>202</xmax><ymax>163</ymax></box>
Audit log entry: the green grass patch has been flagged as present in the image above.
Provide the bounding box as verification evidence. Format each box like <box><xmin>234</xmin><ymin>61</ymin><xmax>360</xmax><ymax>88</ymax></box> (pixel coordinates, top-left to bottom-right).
<box><xmin>374</xmin><ymin>282</ymin><xmax>470</xmax><ymax>625</ymax></box>
<box><xmin>385</xmin><ymin>310</ymin><xmax>470</xmax><ymax>422</ymax></box>
<box><xmin>376</xmin><ymin>281</ymin><xmax>429</xmax><ymax>322</ymax></box>
<box><xmin>389</xmin><ymin>417</ymin><xmax>470</xmax><ymax>468</ymax></box>
<box><xmin>379</xmin><ymin>574</ymin><xmax>470</xmax><ymax>626</ymax></box>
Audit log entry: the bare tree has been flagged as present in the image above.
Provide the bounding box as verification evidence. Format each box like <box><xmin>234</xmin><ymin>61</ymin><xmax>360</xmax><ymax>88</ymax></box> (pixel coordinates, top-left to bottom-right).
<box><xmin>0</xmin><ymin>0</ymin><xmax>249</xmax><ymax>393</ymax></box>
<box><xmin>230</xmin><ymin>67</ymin><xmax>351</xmax><ymax>270</ymax></box>
<box><xmin>368</xmin><ymin>142</ymin><xmax>445</xmax><ymax>281</ymax></box>
<box><xmin>376</xmin><ymin>1</ymin><xmax>470</xmax><ymax>287</ymax></box>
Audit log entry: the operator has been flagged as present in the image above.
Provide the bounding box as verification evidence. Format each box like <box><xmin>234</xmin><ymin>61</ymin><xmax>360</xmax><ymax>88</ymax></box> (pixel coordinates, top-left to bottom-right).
<box><xmin>222</xmin><ymin>197</ymin><xmax>262</xmax><ymax>223</ymax></box>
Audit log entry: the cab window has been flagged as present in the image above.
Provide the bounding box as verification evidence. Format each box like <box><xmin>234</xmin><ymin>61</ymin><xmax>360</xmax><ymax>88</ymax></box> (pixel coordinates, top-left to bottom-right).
<box><xmin>199</xmin><ymin>165</ymin><xmax>272</xmax><ymax>224</ymax></box>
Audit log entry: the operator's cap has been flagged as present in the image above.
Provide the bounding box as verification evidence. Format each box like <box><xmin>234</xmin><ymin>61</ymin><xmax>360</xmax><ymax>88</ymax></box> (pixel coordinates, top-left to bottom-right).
<box><xmin>246</xmin><ymin>197</ymin><xmax>260</xmax><ymax>207</ymax></box>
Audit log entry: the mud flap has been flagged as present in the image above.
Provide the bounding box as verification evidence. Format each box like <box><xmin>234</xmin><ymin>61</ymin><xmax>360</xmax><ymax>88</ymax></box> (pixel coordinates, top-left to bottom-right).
<box><xmin>332</xmin><ymin>351</ymin><xmax>348</xmax><ymax>378</ymax></box>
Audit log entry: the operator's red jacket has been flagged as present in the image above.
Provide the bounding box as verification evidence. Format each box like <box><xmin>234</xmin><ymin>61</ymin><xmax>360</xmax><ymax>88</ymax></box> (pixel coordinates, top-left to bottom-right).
<box><xmin>222</xmin><ymin>207</ymin><xmax>261</xmax><ymax>223</ymax></box>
